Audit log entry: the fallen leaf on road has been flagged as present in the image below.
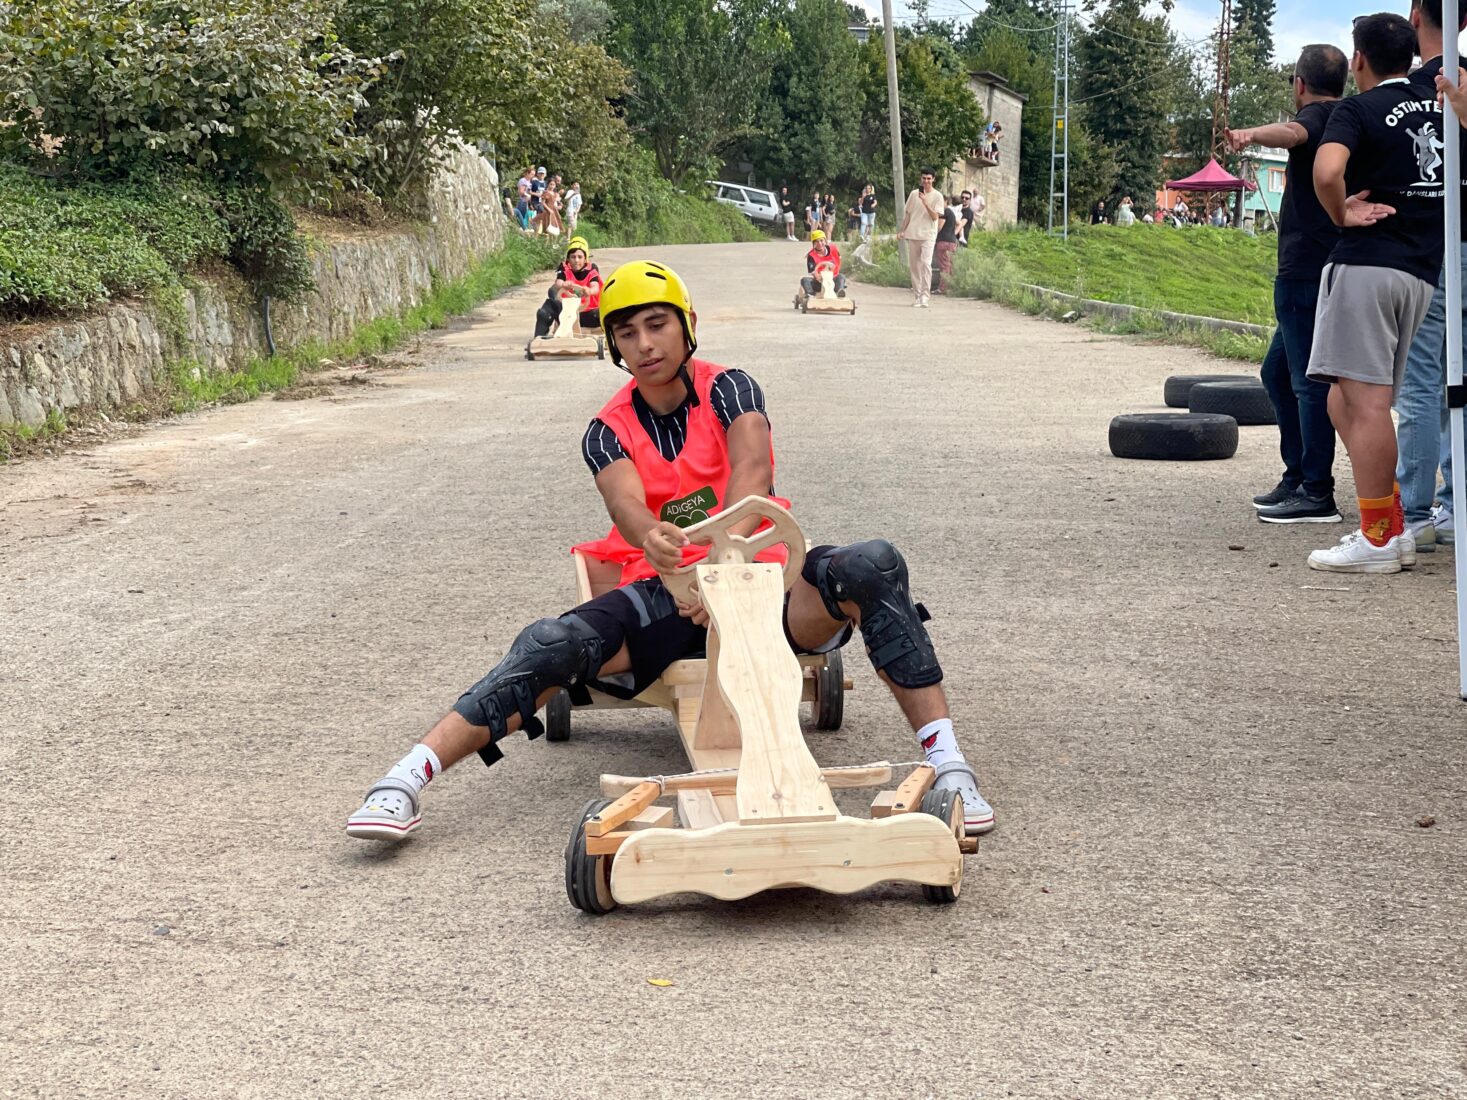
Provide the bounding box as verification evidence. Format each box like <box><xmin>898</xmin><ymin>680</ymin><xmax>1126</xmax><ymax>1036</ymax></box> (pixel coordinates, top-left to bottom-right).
<box><xmin>647</xmin><ymin>978</ymin><xmax>674</xmax><ymax>988</ymax></box>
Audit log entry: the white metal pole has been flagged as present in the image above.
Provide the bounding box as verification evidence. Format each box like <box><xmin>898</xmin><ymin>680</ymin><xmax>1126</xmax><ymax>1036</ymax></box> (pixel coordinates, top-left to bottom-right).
<box><xmin>882</xmin><ymin>0</ymin><xmax>906</xmax><ymax>224</ymax></box>
<box><xmin>1445</xmin><ymin>0</ymin><xmax>1466</xmax><ymax>697</ymax></box>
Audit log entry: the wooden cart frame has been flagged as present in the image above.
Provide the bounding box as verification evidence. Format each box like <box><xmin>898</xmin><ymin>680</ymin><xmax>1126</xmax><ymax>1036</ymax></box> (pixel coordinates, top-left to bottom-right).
<box><xmin>793</xmin><ymin>264</ymin><xmax>856</xmax><ymax>315</ymax></box>
<box><xmin>526</xmin><ymin>291</ymin><xmax>606</xmax><ymax>361</ymax></box>
<box><xmin>561</xmin><ymin>497</ymin><xmax>972</xmax><ymax>914</ymax></box>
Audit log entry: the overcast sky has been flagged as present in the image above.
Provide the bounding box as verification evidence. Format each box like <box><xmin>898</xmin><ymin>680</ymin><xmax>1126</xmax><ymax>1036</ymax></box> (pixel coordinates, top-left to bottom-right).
<box><xmin>862</xmin><ymin>1</ymin><xmax>1464</xmax><ymax>69</ymax></box>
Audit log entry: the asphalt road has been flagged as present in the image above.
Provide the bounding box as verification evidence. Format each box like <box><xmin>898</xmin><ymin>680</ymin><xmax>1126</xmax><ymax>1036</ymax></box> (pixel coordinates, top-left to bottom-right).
<box><xmin>2</xmin><ymin>241</ymin><xmax>1464</xmax><ymax>1099</ymax></box>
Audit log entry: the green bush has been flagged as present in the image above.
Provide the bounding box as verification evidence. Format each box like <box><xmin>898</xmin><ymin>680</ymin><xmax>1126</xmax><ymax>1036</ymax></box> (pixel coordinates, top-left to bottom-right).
<box><xmin>0</xmin><ymin>163</ymin><xmax>227</xmax><ymax>314</ymax></box>
<box><xmin>581</xmin><ymin>146</ymin><xmax>761</xmax><ymax>246</ymax></box>
<box><xmin>0</xmin><ymin>0</ymin><xmax>382</xmax><ymax>200</ymax></box>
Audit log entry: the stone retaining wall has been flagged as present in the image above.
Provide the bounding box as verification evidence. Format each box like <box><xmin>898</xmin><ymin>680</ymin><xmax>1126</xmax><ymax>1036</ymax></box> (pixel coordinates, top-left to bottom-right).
<box><xmin>0</xmin><ymin>142</ymin><xmax>506</xmax><ymax>429</ymax></box>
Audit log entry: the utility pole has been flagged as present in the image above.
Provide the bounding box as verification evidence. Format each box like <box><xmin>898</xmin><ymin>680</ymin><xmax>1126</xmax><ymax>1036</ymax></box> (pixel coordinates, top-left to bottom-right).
<box><xmin>1211</xmin><ymin>0</ymin><xmax>1237</xmax><ymax>224</ymax></box>
<box><xmin>882</xmin><ymin>0</ymin><xmax>906</xmax><ymax>215</ymax></box>
<box><xmin>1048</xmin><ymin>1</ymin><xmax>1071</xmax><ymax>237</ymax></box>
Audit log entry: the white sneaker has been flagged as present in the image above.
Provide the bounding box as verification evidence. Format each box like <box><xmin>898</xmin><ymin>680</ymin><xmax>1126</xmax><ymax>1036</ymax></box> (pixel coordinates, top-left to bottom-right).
<box><xmin>1307</xmin><ymin>530</ymin><xmax>1402</xmax><ymax>574</ymax></box>
<box><xmin>346</xmin><ymin>777</ymin><xmax>422</xmax><ymax>841</ymax></box>
<box><xmin>1398</xmin><ymin>528</ymin><xmax>1417</xmax><ymax>568</ymax></box>
<box><xmin>1432</xmin><ymin>502</ymin><xmax>1455</xmax><ymax>545</ymax></box>
<box><xmin>933</xmin><ymin>761</ymin><xmax>995</xmax><ymax>835</ymax></box>
<box><xmin>919</xmin><ymin>294</ymin><xmax>931</xmax><ymax>308</ymax></box>
<box><xmin>912</xmin><ymin>299</ymin><xmax>923</xmax><ymax>308</ymax></box>
<box><xmin>1406</xmin><ymin>518</ymin><xmax>1437</xmax><ymax>553</ymax></box>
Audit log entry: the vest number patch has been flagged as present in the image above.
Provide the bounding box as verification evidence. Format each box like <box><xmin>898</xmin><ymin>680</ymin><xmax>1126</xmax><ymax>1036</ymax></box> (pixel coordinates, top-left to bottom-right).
<box><xmin>660</xmin><ymin>486</ymin><xmax>718</xmax><ymax>528</ymax></box>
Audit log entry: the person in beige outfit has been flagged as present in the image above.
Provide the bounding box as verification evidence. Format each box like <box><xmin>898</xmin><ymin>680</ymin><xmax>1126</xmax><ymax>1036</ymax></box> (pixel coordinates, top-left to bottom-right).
<box><xmin>897</xmin><ymin>168</ymin><xmax>945</xmax><ymax>307</ymax></box>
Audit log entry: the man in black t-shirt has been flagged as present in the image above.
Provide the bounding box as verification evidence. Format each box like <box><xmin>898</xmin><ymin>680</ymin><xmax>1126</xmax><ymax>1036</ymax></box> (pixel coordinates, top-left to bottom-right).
<box><xmin>1229</xmin><ymin>44</ymin><xmax>1349</xmax><ymax>525</ymax></box>
<box><xmin>1394</xmin><ymin>0</ymin><xmax>1467</xmax><ymax>552</ymax></box>
<box><xmin>779</xmin><ymin>185</ymin><xmax>797</xmax><ymax>241</ymax></box>
<box><xmin>1304</xmin><ymin>13</ymin><xmax>1445</xmax><ymax>574</ymax></box>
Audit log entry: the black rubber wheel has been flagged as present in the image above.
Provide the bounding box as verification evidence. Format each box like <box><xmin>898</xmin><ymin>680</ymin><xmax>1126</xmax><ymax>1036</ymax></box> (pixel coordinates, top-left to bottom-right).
<box><xmin>595</xmin><ymin>338</ymin><xmax>605</xmax><ymax>361</ymax></box>
<box><xmin>813</xmin><ymin>648</ymin><xmax>845</xmax><ymax>730</ymax></box>
<box><xmin>1188</xmin><ymin>379</ymin><xmax>1276</xmax><ymax>426</ymax></box>
<box><xmin>524</xmin><ymin>343</ymin><xmax>535</xmax><ymax>361</ymax></box>
<box><xmin>919</xmin><ymin>787</ymin><xmax>964</xmax><ymax>904</ymax></box>
<box><xmin>544</xmin><ymin>689</ymin><xmax>571</xmax><ymax>742</ymax></box>
<box><xmin>1108</xmin><ymin>413</ymin><xmax>1238</xmax><ymax>461</ymax></box>
<box><xmin>849</xmin><ymin>303</ymin><xmax>857</xmax><ymax>314</ymax></box>
<box><xmin>793</xmin><ymin>294</ymin><xmax>802</xmax><ymax>310</ymax></box>
<box><xmin>800</xmin><ymin>300</ymin><xmax>808</xmax><ymax>314</ymax></box>
<box><xmin>1163</xmin><ymin>373</ymin><xmax>1250</xmax><ymax>408</ymax></box>
<box><xmin>565</xmin><ymin>797</ymin><xmax>619</xmax><ymax>914</ymax></box>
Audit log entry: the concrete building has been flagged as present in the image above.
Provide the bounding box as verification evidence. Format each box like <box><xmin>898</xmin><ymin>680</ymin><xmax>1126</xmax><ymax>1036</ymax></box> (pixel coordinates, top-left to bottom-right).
<box><xmin>944</xmin><ymin>70</ymin><xmax>1026</xmax><ymax>230</ymax></box>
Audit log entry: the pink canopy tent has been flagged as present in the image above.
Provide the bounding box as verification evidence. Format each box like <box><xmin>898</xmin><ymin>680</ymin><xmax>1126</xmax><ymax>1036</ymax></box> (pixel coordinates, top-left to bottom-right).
<box><xmin>1165</xmin><ymin>158</ymin><xmax>1257</xmax><ymax>193</ymax></box>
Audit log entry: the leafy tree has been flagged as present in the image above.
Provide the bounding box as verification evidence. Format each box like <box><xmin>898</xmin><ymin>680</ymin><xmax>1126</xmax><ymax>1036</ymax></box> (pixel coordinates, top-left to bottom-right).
<box><xmin>855</xmin><ymin>28</ymin><xmax>986</xmax><ymax>192</ymax></box>
<box><xmin>0</xmin><ymin>0</ymin><xmax>380</xmax><ymax>199</ymax></box>
<box><xmin>541</xmin><ymin>0</ymin><xmax>612</xmax><ymax>43</ymax></box>
<box><xmin>1076</xmin><ymin>0</ymin><xmax>1177</xmax><ymax>206</ymax></box>
<box><xmin>741</xmin><ymin>0</ymin><xmax>862</xmax><ymax>191</ymax></box>
<box><xmin>1232</xmin><ymin>0</ymin><xmax>1275</xmax><ymax>68</ymax></box>
<box><xmin>605</xmin><ymin>0</ymin><xmax>780</xmax><ymax>185</ymax></box>
<box><xmin>338</xmin><ymin>0</ymin><xmax>624</xmax><ymax>204</ymax></box>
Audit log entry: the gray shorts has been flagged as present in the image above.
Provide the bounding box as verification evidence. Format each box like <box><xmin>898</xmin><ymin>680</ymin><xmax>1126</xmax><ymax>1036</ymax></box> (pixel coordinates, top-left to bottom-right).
<box><xmin>1306</xmin><ymin>263</ymin><xmax>1434</xmax><ymax>390</ymax></box>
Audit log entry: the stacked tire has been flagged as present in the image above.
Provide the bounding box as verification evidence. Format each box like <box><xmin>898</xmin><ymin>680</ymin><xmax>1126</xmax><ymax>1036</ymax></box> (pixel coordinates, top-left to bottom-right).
<box><xmin>1108</xmin><ymin>373</ymin><xmax>1271</xmax><ymax>461</ymax></box>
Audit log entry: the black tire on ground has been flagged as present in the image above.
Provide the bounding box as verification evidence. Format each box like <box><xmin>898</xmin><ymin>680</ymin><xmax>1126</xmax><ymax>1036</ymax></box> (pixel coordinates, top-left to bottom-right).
<box><xmin>813</xmin><ymin>648</ymin><xmax>845</xmax><ymax>731</ymax></box>
<box><xmin>565</xmin><ymin>797</ymin><xmax>619</xmax><ymax>914</ymax></box>
<box><xmin>1163</xmin><ymin>373</ymin><xmax>1251</xmax><ymax>408</ymax></box>
<box><xmin>1188</xmin><ymin>379</ymin><xmax>1277</xmax><ymax>426</ymax></box>
<box><xmin>1108</xmin><ymin>413</ymin><xmax>1238</xmax><ymax>461</ymax></box>
<box><xmin>918</xmin><ymin>787</ymin><xmax>964</xmax><ymax>904</ymax></box>
<box><xmin>524</xmin><ymin>342</ymin><xmax>535</xmax><ymax>361</ymax></box>
<box><xmin>544</xmin><ymin>689</ymin><xmax>571</xmax><ymax>742</ymax></box>
<box><xmin>596</xmin><ymin>338</ymin><xmax>605</xmax><ymax>361</ymax></box>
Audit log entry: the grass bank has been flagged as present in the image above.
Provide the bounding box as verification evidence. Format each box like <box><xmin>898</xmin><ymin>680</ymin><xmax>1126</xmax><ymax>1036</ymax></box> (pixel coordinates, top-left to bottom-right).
<box><xmin>576</xmin><ymin>195</ymin><xmax>763</xmax><ymax>249</ymax></box>
<box><xmin>0</xmin><ymin>233</ymin><xmax>556</xmax><ymax>460</ymax></box>
<box><xmin>853</xmin><ymin>226</ymin><xmax>1276</xmax><ymax>362</ymax></box>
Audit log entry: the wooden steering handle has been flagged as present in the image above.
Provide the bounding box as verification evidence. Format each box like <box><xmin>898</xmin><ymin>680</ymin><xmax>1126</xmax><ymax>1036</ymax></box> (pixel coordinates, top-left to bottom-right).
<box><xmin>660</xmin><ymin>496</ymin><xmax>806</xmax><ymax>604</ymax></box>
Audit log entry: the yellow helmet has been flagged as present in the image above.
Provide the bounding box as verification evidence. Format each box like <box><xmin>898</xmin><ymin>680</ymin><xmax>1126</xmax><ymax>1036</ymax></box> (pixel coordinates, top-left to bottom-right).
<box><xmin>566</xmin><ymin>236</ymin><xmax>589</xmax><ymax>256</ymax></box>
<box><xmin>598</xmin><ymin>260</ymin><xmax>696</xmax><ymax>366</ymax></box>
<box><xmin>810</xmin><ymin>229</ymin><xmax>826</xmax><ymax>242</ymax></box>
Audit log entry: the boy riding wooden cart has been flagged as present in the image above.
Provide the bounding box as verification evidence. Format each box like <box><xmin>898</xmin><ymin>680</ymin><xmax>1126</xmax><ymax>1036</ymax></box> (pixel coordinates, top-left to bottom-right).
<box><xmin>347</xmin><ymin>260</ymin><xmax>994</xmax><ymax>910</ymax></box>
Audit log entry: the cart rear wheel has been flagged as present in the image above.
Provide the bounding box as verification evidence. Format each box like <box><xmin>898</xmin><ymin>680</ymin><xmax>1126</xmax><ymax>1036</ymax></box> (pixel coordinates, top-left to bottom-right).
<box><xmin>918</xmin><ymin>787</ymin><xmax>964</xmax><ymax>904</ymax></box>
<box><xmin>596</xmin><ymin>338</ymin><xmax>606</xmax><ymax>360</ymax></box>
<box><xmin>814</xmin><ymin>649</ymin><xmax>844</xmax><ymax>730</ymax></box>
<box><xmin>544</xmin><ymin>690</ymin><xmax>571</xmax><ymax>742</ymax></box>
<box><xmin>565</xmin><ymin>798</ymin><xmax>619</xmax><ymax>914</ymax></box>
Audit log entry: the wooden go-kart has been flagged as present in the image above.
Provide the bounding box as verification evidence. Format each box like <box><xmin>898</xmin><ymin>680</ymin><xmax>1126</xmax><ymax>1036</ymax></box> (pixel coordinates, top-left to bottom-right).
<box><xmin>793</xmin><ymin>264</ymin><xmax>856</xmax><ymax>315</ymax></box>
<box><xmin>525</xmin><ymin>291</ymin><xmax>606</xmax><ymax>361</ymax></box>
<box><xmin>560</xmin><ymin>497</ymin><xmax>972</xmax><ymax>914</ymax></box>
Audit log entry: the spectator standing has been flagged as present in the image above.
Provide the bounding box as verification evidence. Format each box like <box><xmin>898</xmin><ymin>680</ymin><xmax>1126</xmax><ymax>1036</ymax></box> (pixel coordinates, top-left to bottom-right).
<box><xmin>806</xmin><ymin>191</ymin><xmax>823</xmax><ymax>240</ymax></box>
<box><xmin>1115</xmin><ymin>195</ymin><xmax>1136</xmax><ymax>226</ymax></box>
<box><xmin>859</xmin><ymin>184</ymin><xmax>878</xmax><ymax>240</ymax></box>
<box><xmin>823</xmin><ymin>193</ymin><xmax>838</xmax><ymax>238</ymax></box>
<box><xmin>959</xmin><ymin>192</ymin><xmax>976</xmax><ymax>243</ymax></box>
<box><xmin>897</xmin><ymin>168</ymin><xmax>944</xmax><ymax>308</ymax></box>
<box><xmin>845</xmin><ymin>197</ymin><xmax>861</xmax><ymax>240</ymax></box>
<box><xmin>1395</xmin><ymin>0</ymin><xmax>1467</xmax><ymax>549</ymax></box>
<box><xmin>1210</xmin><ymin>202</ymin><xmax>1228</xmax><ymax>227</ymax></box>
<box><xmin>1228</xmin><ymin>44</ymin><xmax>1348</xmax><ymax>525</ymax></box>
<box><xmin>565</xmin><ymin>182</ymin><xmax>583</xmax><ymax>234</ymax></box>
<box><xmin>779</xmin><ymin>186</ymin><xmax>797</xmax><ymax>241</ymax></box>
<box><xmin>1304</xmin><ymin>13</ymin><xmax>1444</xmax><ymax>573</ymax></box>
<box><xmin>1090</xmin><ymin>199</ymin><xmax>1107</xmax><ymax>225</ymax></box>
<box><xmin>933</xmin><ymin>200</ymin><xmax>961</xmax><ymax>294</ymax></box>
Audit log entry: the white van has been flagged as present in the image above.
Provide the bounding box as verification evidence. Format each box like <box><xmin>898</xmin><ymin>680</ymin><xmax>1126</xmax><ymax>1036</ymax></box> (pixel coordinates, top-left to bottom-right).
<box><xmin>707</xmin><ymin>181</ymin><xmax>781</xmax><ymax>226</ymax></box>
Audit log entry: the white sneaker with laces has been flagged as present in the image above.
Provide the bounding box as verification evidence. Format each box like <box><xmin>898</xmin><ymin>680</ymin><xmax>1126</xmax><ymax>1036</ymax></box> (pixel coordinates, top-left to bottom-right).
<box><xmin>1307</xmin><ymin>530</ymin><xmax>1402</xmax><ymax>574</ymax></box>
<box><xmin>1398</xmin><ymin>528</ymin><xmax>1417</xmax><ymax>568</ymax></box>
<box><xmin>1432</xmin><ymin>502</ymin><xmax>1455</xmax><ymax>545</ymax></box>
<box><xmin>346</xmin><ymin>777</ymin><xmax>422</xmax><ymax>841</ymax></box>
<box><xmin>1406</xmin><ymin>518</ymin><xmax>1437</xmax><ymax>553</ymax></box>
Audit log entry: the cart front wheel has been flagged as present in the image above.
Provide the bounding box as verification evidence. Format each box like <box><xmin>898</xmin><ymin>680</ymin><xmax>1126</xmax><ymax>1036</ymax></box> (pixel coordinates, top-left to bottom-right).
<box><xmin>918</xmin><ymin>787</ymin><xmax>964</xmax><ymax>904</ymax></box>
<box><xmin>566</xmin><ymin>797</ymin><xmax>619</xmax><ymax>914</ymax></box>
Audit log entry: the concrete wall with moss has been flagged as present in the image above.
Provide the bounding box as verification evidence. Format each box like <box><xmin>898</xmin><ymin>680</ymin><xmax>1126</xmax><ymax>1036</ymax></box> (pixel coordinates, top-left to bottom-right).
<box><xmin>0</xmin><ymin>142</ymin><xmax>505</xmax><ymax>429</ymax></box>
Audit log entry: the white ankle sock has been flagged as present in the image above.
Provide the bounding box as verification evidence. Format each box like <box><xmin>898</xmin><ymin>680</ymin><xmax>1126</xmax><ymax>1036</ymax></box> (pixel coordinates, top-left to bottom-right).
<box><xmin>916</xmin><ymin>718</ymin><xmax>964</xmax><ymax>769</ymax></box>
<box><xmin>387</xmin><ymin>743</ymin><xmax>442</xmax><ymax>794</ymax></box>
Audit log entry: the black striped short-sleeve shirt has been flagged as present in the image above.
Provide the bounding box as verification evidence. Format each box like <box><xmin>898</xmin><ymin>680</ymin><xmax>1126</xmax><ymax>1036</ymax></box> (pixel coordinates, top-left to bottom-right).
<box><xmin>581</xmin><ymin>369</ymin><xmax>767</xmax><ymax>475</ymax></box>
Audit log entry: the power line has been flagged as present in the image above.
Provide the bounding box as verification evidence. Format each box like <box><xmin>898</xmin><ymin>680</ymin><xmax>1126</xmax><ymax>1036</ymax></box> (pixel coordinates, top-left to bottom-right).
<box><xmin>944</xmin><ymin>0</ymin><xmax>1058</xmax><ymax>34</ymax></box>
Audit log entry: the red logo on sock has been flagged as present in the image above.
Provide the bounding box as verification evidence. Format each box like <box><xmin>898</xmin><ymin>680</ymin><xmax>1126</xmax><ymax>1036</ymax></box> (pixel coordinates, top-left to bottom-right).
<box><xmin>921</xmin><ymin>732</ymin><xmax>939</xmax><ymax>750</ymax></box>
<box><xmin>423</xmin><ymin>759</ymin><xmax>434</xmax><ymax>782</ymax></box>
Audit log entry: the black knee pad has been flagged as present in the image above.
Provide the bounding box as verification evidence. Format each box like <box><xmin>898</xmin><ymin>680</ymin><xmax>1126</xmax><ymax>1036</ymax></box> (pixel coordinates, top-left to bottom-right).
<box><xmin>819</xmin><ymin>540</ymin><xmax>941</xmax><ymax>688</ymax></box>
<box><xmin>453</xmin><ymin>614</ymin><xmax>606</xmax><ymax>767</ymax></box>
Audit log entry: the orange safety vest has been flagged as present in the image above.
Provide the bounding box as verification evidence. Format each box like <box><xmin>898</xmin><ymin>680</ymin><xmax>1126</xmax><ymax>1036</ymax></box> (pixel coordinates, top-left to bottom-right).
<box><xmin>558</xmin><ymin>261</ymin><xmax>601</xmax><ymax>312</ymax></box>
<box><xmin>572</xmin><ymin>360</ymin><xmax>790</xmax><ymax>587</ymax></box>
